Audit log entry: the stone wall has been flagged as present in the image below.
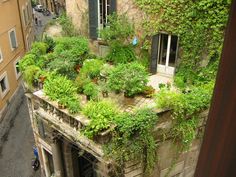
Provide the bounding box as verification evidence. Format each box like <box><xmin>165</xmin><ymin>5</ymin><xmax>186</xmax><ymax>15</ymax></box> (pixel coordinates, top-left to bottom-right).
<box><xmin>66</xmin><ymin>0</ymin><xmax>88</xmax><ymax>36</ymax></box>
<box><xmin>123</xmin><ymin>110</ymin><xmax>207</xmax><ymax>177</ymax></box>
<box><xmin>117</xmin><ymin>0</ymin><xmax>146</xmax><ymax>38</ymax></box>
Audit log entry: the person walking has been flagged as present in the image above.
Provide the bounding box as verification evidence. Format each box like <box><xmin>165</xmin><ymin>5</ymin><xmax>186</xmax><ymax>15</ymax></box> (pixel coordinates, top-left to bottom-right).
<box><xmin>38</xmin><ymin>16</ymin><xmax>42</xmax><ymax>27</ymax></box>
<box><xmin>35</xmin><ymin>15</ymin><xmax>38</xmax><ymax>26</ymax></box>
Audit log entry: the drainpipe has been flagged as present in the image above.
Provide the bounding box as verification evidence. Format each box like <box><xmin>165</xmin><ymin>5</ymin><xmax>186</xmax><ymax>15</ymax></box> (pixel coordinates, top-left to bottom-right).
<box><xmin>16</xmin><ymin>0</ymin><xmax>26</xmax><ymax>52</ymax></box>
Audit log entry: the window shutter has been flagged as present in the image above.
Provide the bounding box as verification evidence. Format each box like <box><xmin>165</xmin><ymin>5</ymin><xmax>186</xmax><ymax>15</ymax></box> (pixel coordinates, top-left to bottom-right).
<box><xmin>150</xmin><ymin>34</ymin><xmax>159</xmax><ymax>74</ymax></box>
<box><xmin>110</xmin><ymin>0</ymin><xmax>117</xmax><ymax>14</ymax></box>
<box><xmin>88</xmin><ymin>0</ymin><xmax>98</xmax><ymax>39</ymax></box>
<box><xmin>10</xmin><ymin>31</ymin><xmax>17</xmax><ymax>49</ymax></box>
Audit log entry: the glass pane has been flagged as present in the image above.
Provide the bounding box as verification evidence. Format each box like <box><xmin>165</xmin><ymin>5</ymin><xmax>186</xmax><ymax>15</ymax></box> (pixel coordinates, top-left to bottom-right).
<box><xmin>0</xmin><ymin>78</ymin><xmax>6</xmax><ymax>92</ymax></box>
<box><xmin>158</xmin><ymin>34</ymin><xmax>168</xmax><ymax>65</ymax></box>
<box><xmin>10</xmin><ymin>31</ymin><xmax>17</xmax><ymax>48</ymax></box>
<box><xmin>168</xmin><ymin>35</ymin><xmax>178</xmax><ymax>67</ymax></box>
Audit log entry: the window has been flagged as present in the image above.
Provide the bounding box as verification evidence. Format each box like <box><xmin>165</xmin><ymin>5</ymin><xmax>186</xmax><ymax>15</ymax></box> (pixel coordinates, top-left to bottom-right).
<box><xmin>22</xmin><ymin>7</ymin><xmax>27</xmax><ymax>26</ymax></box>
<box><xmin>14</xmin><ymin>57</ymin><xmax>21</xmax><ymax>79</ymax></box>
<box><xmin>99</xmin><ymin>0</ymin><xmax>111</xmax><ymax>29</ymax></box>
<box><xmin>88</xmin><ymin>0</ymin><xmax>116</xmax><ymax>39</ymax></box>
<box><xmin>26</xmin><ymin>4</ymin><xmax>30</xmax><ymax>23</ymax></box>
<box><xmin>0</xmin><ymin>72</ymin><xmax>10</xmax><ymax>98</ymax></box>
<box><xmin>0</xmin><ymin>47</ymin><xmax>3</xmax><ymax>62</ymax></box>
<box><xmin>8</xmin><ymin>28</ymin><xmax>18</xmax><ymax>50</ymax></box>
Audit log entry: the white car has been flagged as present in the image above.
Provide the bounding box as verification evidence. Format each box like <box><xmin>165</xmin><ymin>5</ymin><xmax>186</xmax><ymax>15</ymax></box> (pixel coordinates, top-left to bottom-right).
<box><xmin>34</xmin><ymin>5</ymin><xmax>43</xmax><ymax>12</ymax></box>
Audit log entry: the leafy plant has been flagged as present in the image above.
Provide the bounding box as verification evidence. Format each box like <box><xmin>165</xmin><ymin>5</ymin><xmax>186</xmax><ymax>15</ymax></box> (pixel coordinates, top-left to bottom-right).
<box><xmin>83</xmin><ymin>100</ymin><xmax>119</xmax><ymax>138</ymax></box>
<box><xmin>30</xmin><ymin>42</ymin><xmax>48</xmax><ymax>56</ymax></box>
<box><xmin>19</xmin><ymin>54</ymin><xmax>36</xmax><ymax>72</ymax></box>
<box><xmin>22</xmin><ymin>65</ymin><xmax>41</xmax><ymax>89</ymax></box>
<box><xmin>43</xmin><ymin>73</ymin><xmax>80</xmax><ymax>112</ymax></box>
<box><xmin>79</xmin><ymin>59</ymin><xmax>104</xmax><ymax>79</ymax></box>
<box><xmin>105</xmin><ymin>108</ymin><xmax>158</xmax><ymax>174</ymax></box>
<box><xmin>100</xmin><ymin>13</ymin><xmax>134</xmax><ymax>43</ymax></box>
<box><xmin>43</xmin><ymin>35</ymin><xmax>55</xmax><ymax>52</ymax></box>
<box><xmin>58</xmin><ymin>12</ymin><xmax>78</xmax><ymax>37</ymax></box>
<box><xmin>106</xmin><ymin>42</ymin><xmax>136</xmax><ymax>65</ymax></box>
<box><xmin>108</xmin><ymin>62</ymin><xmax>149</xmax><ymax>97</ymax></box>
<box><xmin>83</xmin><ymin>82</ymin><xmax>99</xmax><ymax>100</ymax></box>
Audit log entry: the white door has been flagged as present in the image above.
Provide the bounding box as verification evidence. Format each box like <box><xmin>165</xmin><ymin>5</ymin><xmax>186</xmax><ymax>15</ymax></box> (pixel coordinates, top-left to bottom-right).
<box><xmin>157</xmin><ymin>34</ymin><xmax>178</xmax><ymax>76</ymax></box>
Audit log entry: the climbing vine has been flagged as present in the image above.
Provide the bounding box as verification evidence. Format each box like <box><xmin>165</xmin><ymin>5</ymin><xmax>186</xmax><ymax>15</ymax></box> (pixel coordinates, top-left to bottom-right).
<box><xmin>135</xmin><ymin>0</ymin><xmax>231</xmax><ymax>79</ymax></box>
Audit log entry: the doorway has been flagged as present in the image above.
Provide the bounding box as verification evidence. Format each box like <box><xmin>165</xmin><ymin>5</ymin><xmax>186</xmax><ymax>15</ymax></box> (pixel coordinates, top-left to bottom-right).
<box><xmin>157</xmin><ymin>33</ymin><xmax>179</xmax><ymax>75</ymax></box>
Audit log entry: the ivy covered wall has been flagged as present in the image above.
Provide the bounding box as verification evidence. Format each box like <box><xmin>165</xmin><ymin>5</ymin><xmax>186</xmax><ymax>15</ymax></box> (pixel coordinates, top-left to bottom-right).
<box><xmin>134</xmin><ymin>0</ymin><xmax>231</xmax><ymax>74</ymax></box>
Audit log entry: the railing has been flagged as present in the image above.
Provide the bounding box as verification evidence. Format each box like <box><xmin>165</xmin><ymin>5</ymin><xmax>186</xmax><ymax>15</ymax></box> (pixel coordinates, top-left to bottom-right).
<box><xmin>32</xmin><ymin>90</ymin><xmax>89</xmax><ymax>131</ymax></box>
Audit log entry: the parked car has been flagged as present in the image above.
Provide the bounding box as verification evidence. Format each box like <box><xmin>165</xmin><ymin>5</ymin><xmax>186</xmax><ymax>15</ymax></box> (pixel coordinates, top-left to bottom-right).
<box><xmin>34</xmin><ymin>5</ymin><xmax>43</xmax><ymax>12</ymax></box>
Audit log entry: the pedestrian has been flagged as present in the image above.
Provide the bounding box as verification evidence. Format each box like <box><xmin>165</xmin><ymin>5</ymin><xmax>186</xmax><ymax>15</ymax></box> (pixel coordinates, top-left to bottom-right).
<box><xmin>35</xmin><ymin>16</ymin><xmax>38</xmax><ymax>26</ymax></box>
<box><xmin>38</xmin><ymin>16</ymin><xmax>42</xmax><ymax>27</ymax></box>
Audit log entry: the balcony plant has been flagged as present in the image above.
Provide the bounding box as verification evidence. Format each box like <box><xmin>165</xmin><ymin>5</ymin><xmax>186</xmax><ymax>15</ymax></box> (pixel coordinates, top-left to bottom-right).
<box><xmin>83</xmin><ymin>82</ymin><xmax>99</xmax><ymax>101</ymax></box>
<box><xmin>108</xmin><ymin>62</ymin><xmax>149</xmax><ymax>97</ymax></box>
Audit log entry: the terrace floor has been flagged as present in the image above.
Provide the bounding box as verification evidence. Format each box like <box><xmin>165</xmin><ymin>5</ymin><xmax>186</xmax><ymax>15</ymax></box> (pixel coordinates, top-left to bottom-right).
<box><xmin>148</xmin><ymin>73</ymin><xmax>173</xmax><ymax>91</ymax></box>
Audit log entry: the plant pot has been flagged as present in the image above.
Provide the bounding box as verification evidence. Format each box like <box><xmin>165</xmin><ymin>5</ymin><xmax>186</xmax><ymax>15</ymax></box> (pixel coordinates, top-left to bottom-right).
<box><xmin>58</xmin><ymin>103</ymin><xmax>66</xmax><ymax>109</ymax></box>
<box><xmin>102</xmin><ymin>91</ymin><xmax>108</xmax><ymax>97</ymax></box>
<box><xmin>124</xmin><ymin>92</ymin><xmax>135</xmax><ymax>98</ymax></box>
<box><xmin>86</xmin><ymin>95</ymin><xmax>91</xmax><ymax>101</ymax></box>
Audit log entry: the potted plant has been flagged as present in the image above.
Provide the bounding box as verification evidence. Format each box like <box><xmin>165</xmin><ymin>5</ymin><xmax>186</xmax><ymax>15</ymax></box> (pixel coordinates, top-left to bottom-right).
<box><xmin>142</xmin><ymin>85</ymin><xmax>155</xmax><ymax>98</ymax></box>
<box><xmin>83</xmin><ymin>82</ymin><xmax>99</xmax><ymax>101</ymax></box>
<box><xmin>98</xmin><ymin>80</ymin><xmax>110</xmax><ymax>97</ymax></box>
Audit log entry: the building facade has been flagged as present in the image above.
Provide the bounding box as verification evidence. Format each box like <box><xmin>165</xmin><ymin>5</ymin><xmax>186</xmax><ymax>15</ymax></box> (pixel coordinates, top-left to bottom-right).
<box><xmin>66</xmin><ymin>0</ymin><xmax>179</xmax><ymax>76</ymax></box>
<box><xmin>38</xmin><ymin>0</ymin><xmax>65</xmax><ymax>15</ymax></box>
<box><xmin>26</xmin><ymin>89</ymin><xmax>206</xmax><ymax>177</ymax></box>
<box><xmin>0</xmin><ymin>0</ymin><xmax>34</xmax><ymax>118</ymax></box>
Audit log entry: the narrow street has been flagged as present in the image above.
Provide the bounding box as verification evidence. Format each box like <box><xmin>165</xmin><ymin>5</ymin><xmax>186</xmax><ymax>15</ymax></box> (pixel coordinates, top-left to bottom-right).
<box><xmin>0</xmin><ymin>89</ymin><xmax>40</xmax><ymax>177</ymax></box>
<box><xmin>0</xmin><ymin>11</ymin><xmax>54</xmax><ymax>177</ymax></box>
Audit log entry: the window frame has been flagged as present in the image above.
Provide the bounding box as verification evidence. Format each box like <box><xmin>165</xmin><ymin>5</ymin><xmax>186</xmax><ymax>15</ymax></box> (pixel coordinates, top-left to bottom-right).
<box><xmin>0</xmin><ymin>47</ymin><xmax>3</xmax><ymax>63</ymax></box>
<box><xmin>14</xmin><ymin>57</ymin><xmax>21</xmax><ymax>80</ymax></box>
<box><xmin>0</xmin><ymin>72</ymin><xmax>10</xmax><ymax>99</ymax></box>
<box><xmin>8</xmin><ymin>28</ymin><xmax>18</xmax><ymax>51</ymax></box>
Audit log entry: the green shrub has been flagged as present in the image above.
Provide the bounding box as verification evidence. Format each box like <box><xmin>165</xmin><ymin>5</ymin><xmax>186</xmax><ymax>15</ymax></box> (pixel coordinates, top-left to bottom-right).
<box><xmin>83</xmin><ymin>100</ymin><xmax>119</xmax><ymax>138</ymax></box>
<box><xmin>83</xmin><ymin>82</ymin><xmax>99</xmax><ymax>100</ymax></box>
<box><xmin>80</xmin><ymin>59</ymin><xmax>104</xmax><ymax>79</ymax></box>
<box><xmin>43</xmin><ymin>35</ymin><xmax>55</xmax><ymax>52</ymax></box>
<box><xmin>58</xmin><ymin>12</ymin><xmax>78</xmax><ymax>37</ymax></box>
<box><xmin>107</xmin><ymin>42</ymin><xmax>136</xmax><ymax>64</ymax></box>
<box><xmin>19</xmin><ymin>54</ymin><xmax>36</xmax><ymax>71</ymax></box>
<box><xmin>43</xmin><ymin>73</ymin><xmax>80</xmax><ymax>113</ymax></box>
<box><xmin>105</xmin><ymin>108</ymin><xmax>158</xmax><ymax>174</ymax></box>
<box><xmin>22</xmin><ymin>65</ymin><xmax>41</xmax><ymax>88</ymax></box>
<box><xmin>100</xmin><ymin>13</ymin><xmax>134</xmax><ymax>42</ymax></box>
<box><xmin>30</xmin><ymin>42</ymin><xmax>48</xmax><ymax>56</ymax></box>
<box><xmin>108</xmin><ymin>62</ymin><xmax>149</xmax><ymax>97</ymax></box>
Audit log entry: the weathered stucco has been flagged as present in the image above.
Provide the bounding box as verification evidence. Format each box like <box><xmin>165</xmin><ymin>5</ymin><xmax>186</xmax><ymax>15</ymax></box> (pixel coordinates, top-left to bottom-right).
<box><xmin>66</xmin><ymin>0</ymin><xmax>88</xmax><ymax>36</ymax></box>
<box><xmin>117</xmin><ymin>0</ymin><xmax>146</xmax><ymax>37</ymax></box>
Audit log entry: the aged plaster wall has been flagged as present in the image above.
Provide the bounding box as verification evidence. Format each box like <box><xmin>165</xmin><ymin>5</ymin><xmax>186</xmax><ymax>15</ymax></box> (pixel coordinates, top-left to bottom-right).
<box><xmin>117</xmin><ymin>0</ymin><xmax>146</xmax><ymax>38</ymax></box>
<box><xmin>66</xmin><ymin>0</ymin><xmax>88</xmax><ymax>36</ymax></box>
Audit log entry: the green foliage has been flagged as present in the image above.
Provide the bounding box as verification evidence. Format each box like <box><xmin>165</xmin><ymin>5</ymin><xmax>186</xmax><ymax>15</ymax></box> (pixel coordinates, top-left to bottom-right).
<box><xmin>105</xmin><ymin>108</ymin><xmax>158</xmax><ymax>174</ymax></box>
<box><xmin>22</xmin><ymin>65</ymin><xmax>41</xmax><ymax>88</ymax></box>
<box><xmin>46</xmin><ymin>37</ymin><xmax>89</xmax><ymax>79</ymax></box>
<box><xmin>155</xmin><ymin>81</ymin><xmax>214</xmax><ymax>148</ymax></box>
<box><xmin>83</xmin><ymin>82</ymin><xmax>99</xmax><ymax>100</ymax></box>
<box><xmin>107</xmin><ymin>42</ymin><xmax>136</xmax><ymax>65</ymax></box>
<box><xmin>100</xmin><ymin>13</ymin><xmax>134</xmax><ymax>42</ymax></box>
<box><xmin>83</xmin><ymin>100</ymin><xmax>119</xmax><ymax>138</ymax></box>
<box><xmin>79</xmin><ymin>59</ymin><xmax>104</xmax><ymax>79</ymax></box>
<box><xmin>30</xmin><ymin>42</ymin><xmax>48</xmax><ymax>56</ymax></box>
<box><xmin>43</xmin><ymin>73</ymin><xmax>80</xmax><ymax>113</ymax></box>
<box><xmin>58</xmin><ymin>12</ymin><xmax>78</xmax><ymax>37</ymax></box>
<box><xmin>135</xmin><ymin>0</ymin><xmax>231</xmax><ymax>82</ymax></box>
<box><xmin>43</xmin><ymin>35</ymin><xmax>55</xmax><ymax>52</ymax></box>
<box><xmin>19</xmin><ymin>54</ymin><xmax>36</xmax><ymax>71</ymax></box>
<box><xmin>108</xmin><ymin>62</ymin><xmax>149</xmax><ymax>97</ymax></box>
